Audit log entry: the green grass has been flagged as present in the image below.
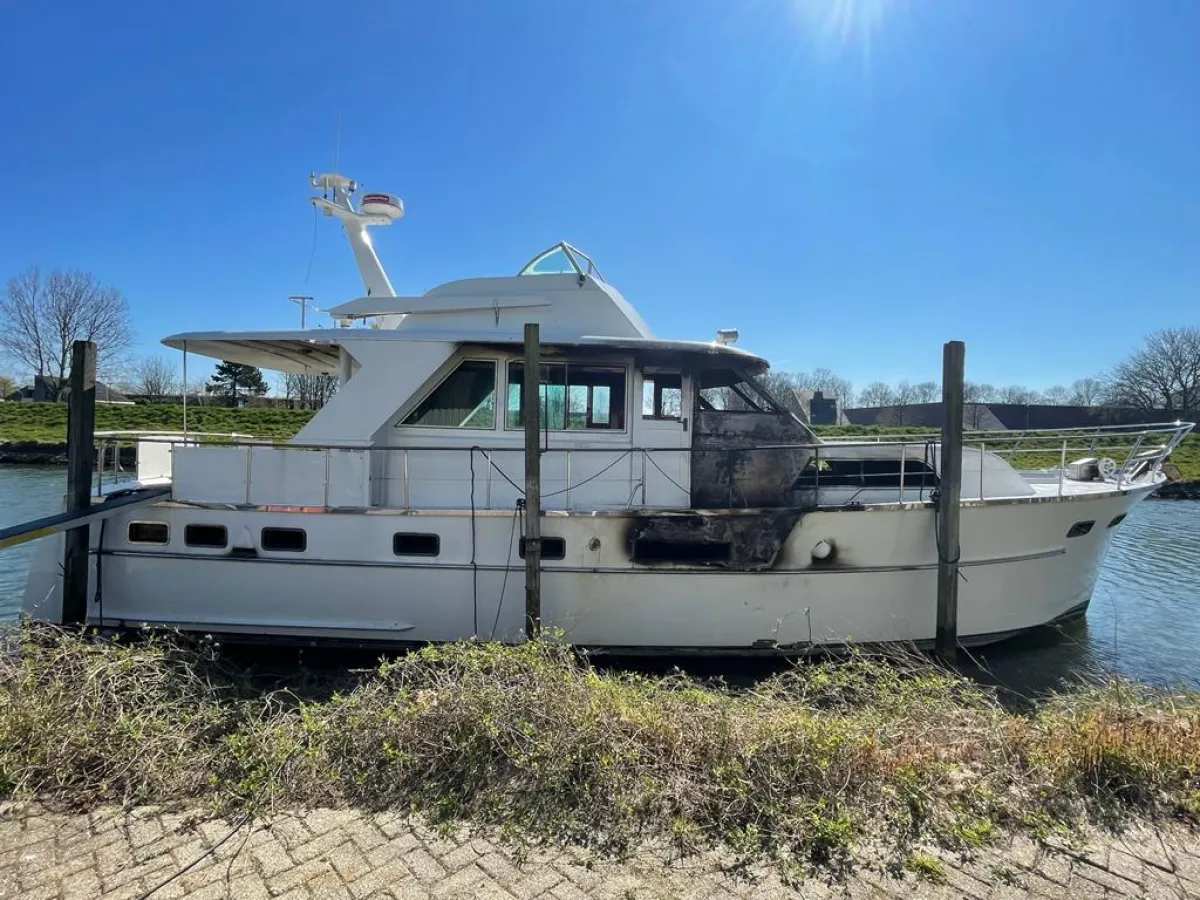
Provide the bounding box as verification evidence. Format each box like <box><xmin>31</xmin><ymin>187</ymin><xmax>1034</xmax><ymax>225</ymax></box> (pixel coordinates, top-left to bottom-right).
<box><xmin>0</xmin><ymin>401</ymin><xmax>315</xmax><ymax>443</ymax></box>
<box><xmin>3</xmin><ymin>628</ymin><xmax>1199</xmax><ymax>881</ymax></box>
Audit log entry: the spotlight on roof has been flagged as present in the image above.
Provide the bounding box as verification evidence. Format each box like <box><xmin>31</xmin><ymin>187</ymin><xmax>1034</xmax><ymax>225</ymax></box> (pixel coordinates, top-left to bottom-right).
<box><xmin>715</xmin><ymin>328</ymin><xmax>739</xmax><ymax>346</ymax></box>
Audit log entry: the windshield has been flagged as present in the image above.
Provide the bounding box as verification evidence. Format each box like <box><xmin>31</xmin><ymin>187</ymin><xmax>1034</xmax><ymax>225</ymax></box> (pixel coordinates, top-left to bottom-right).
<box><xmin>517</xmin><ymin>242</ymin><xmax>605</xmax><ymax>281</ymax></box>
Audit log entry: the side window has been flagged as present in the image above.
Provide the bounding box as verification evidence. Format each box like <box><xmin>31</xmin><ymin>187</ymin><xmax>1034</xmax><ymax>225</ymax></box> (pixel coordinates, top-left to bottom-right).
<box><xmin>642</xmin><ymin>372</ymin><xmax>683</xmax><ymax>419</ymax></box>
<box><xmin>506</xmin><ymin>362</ymin><xmax>626</xmax><ymax>431</ymax></box>
<box><xmin>400</xmin><ymin>360</ymin><xmax>496</xmax><ymax>428</ymax></box>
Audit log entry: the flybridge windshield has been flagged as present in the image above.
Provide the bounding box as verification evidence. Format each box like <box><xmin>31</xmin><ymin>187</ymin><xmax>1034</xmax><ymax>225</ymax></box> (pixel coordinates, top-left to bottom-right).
<box><xmin>517</xmin><ymin>242</ymin><xmax>605</xmax><ymax>282</ymax></box>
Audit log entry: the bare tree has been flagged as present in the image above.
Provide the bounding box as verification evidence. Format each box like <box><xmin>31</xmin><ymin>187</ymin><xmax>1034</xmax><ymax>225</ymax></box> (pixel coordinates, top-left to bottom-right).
<box><xmin>1041</xmin><ymin>385</ymin><xmax>1071</xmax><ymax>405</ymax></box>
<box><xmin>283</xmin><ymin>372</ymin><xmax>340</xmax><ymax>410</ymax></box>
<box><xmin>1106</xmin><ymin>327</ymin><xmax>1200</xmax><ymax>415</ymax></box>
<box><xmin>0</xmin><ymin>267</ymin><xmax>135</xmax><ymax>396</ymax></box>
<box><xmin>186</xmin><ymin>378</ymin><xmax>212</xmax><ymax>406</ymax></box>
<box><xmin>887</xmin><ymin>380</ymin><xmax>922</xmax><ymax>425</ymax></box>
<box><xmin>857</xmin><ymin>381</ymin><xmax>895</xmax><ymax>408</ymax></box>
<box><xmin>792</xmin><ymin>367</ymin><xmax>854</xmax><ymax>410</ymax></box>
<box><xmin>998</xmin><ymin>385</ymin><xmax>1042</xmax><ymax>405</ymax></box>
<box><xmin>964</xmin><ymin>382</ymin><xmax>999</xmax><ymax>403</ymax></box>
<box><xmin>132</xmin><ymin>355</ymin><xmax>178</xmax><ymax>400</ymax></box>
<box><xmin>1069</xmin><ymin>377</ymin><xmax>1105</xmax><ymax>406</ymax></box>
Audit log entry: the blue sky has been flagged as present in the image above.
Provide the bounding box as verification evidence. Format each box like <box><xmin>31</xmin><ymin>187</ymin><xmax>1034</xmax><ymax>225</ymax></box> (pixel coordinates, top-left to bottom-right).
<box><xmin>1</xmin><ymin>0</ymin><xmax>1197</xmax><ymax>392</ymax></box>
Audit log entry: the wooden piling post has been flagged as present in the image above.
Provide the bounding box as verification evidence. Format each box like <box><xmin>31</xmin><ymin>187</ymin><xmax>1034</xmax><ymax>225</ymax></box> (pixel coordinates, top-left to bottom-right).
<box><xmin>522</xmin><ymin>322</ymin><xmax>542</xmax><ymax>639</ymax></box>
<box><xmin>935</xmin><ymin>340</ymin><xmax>965</xmax><ymax>664</ymax></box>
<box><xmin>62</xmin><ymin>340</ymin><xmax>97</xmax><ymax>626</ymax></box>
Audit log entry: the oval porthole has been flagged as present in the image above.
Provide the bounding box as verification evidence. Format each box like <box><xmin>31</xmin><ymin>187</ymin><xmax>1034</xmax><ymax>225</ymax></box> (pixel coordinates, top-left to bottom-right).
<box><xmin>1107</xmin><ymin>513</ymin><xmax>1127</xmax><ymax>529</ymax></box>
<box><xmin>1067</xmin><ymin>521</ymin><xmax>1095</xmax><ymax>538</ymax></box>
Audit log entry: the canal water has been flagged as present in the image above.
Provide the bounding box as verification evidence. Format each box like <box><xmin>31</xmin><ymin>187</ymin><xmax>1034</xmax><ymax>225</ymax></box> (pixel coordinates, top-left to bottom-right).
<box><xmin>1</xmin><ymin>465</ymin><xmax>1197</xmax><ymax>691</ymax></box>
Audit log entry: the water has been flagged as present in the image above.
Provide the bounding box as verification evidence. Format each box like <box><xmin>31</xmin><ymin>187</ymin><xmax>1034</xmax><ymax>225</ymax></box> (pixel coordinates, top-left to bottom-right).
<box><xmin>1</xmin><ymin>465</ymin><xmax>1197</xmax><ymax>690</ymax></box>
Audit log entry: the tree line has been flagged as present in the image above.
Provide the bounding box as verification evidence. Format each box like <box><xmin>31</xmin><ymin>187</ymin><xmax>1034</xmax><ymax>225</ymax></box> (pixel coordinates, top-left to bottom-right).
<box><xmin>761</xmin><ymin>328</ymin><xmax>1198</xmax><ymax>419</ymax></box>
<box><xmin>1</xmin><ymin>265</ymin><xmax>1196</xmax><ymax>418</ymax></box>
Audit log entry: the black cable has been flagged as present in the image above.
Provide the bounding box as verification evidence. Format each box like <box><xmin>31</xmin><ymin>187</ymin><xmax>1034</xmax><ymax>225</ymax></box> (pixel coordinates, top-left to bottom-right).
<box><xmin>469</xmin><ymin>448</ymin><xmax>478</xmax><ymax>637</ymax></box>
<box><xmin>490</xmin><ymin>502</ymin><xmax>520</xmax><ymax>639</ymax></box>
<box><xmin>643</xmin><ymin>451</ymin><xmax>690</xmax><ymax>497</ymax></box>
<box><xmin>94</xmin><ymin>517</ymin><xmax>107</xmax><ymax>628</ymax></box>
<box><xmin>475</xmin><ymin>448</ymin><xmax>636</xmax><ymax>500</ymax></box>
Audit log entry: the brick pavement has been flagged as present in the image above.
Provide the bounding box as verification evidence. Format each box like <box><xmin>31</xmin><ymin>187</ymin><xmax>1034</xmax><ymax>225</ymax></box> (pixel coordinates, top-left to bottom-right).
<box><xmin>2</xmin><ymin>803</ymin><xmax>1198</xmax><ymax>899</ymax></box>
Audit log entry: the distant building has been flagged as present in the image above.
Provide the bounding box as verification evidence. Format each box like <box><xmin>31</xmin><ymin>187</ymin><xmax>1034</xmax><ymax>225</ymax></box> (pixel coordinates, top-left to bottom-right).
<box><xmin>6</xmin><ymin>375</ymin><xmax>131</xmax><ymax>404</ymax></box>
<box><xmin>787</xmin><ymin>389</ymin><xmax>849</xmax><ymax>426</ymax></box>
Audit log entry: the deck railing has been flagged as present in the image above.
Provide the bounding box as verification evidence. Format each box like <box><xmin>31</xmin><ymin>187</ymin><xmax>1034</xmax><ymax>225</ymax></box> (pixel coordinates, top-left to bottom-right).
<box><xmin>102</xmin><ymin>421</ymin><xmax>1193</xmax><ymax>511</ymax></box>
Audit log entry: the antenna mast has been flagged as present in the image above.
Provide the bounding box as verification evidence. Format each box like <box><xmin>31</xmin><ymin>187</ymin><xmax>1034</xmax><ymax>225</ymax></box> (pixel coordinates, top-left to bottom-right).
<box><xmin>309</xmin><ymin>170</ymin><xmax>402</xmax><ymax>299</ymax></box>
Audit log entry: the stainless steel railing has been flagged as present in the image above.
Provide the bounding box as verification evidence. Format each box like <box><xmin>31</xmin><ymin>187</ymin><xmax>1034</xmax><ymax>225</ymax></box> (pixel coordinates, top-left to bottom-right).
<box><xmin>102</xmin><ymin>421</ymin><xmax>1194</xmax><ymax>510</ymax></box>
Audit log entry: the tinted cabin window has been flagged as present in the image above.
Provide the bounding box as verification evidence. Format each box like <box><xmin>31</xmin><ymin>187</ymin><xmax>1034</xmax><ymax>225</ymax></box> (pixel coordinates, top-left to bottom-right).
<box><xmin>507</xmin><ymin>363</ymin><xmax>626</xmax><ymax>430</ymax></box>
<box><xmin>642</xmin><ymin>373</ymin><xmax>683</xmax><ymax>419</ymax></box>
<box><xmin>261</xmin><ymin>527</ymin><xmax>306</xmax><ymax>552</ymax></box>
<box><xmin>393</xmin><ymin>532</ymin><xmax>440</xmax><ymax>557</ymax></box>
<box><xmin>185</xmin><ymin>524</ymin><xmax>227</xmax><ymax>548</ymax></box>
<box><xmin>519</xmin><ymin>536</ymin><xmax>566</xmax><ymax>560</ymax></box>
<box><xmin>128</xmin><ymin>521</ymin><xmax>169</xmax><ymax>544</ymax></box>
<box><xmin>401</xmin><ymin>360</ymin><xmax>496</xmax><ymax>428</ymax></box>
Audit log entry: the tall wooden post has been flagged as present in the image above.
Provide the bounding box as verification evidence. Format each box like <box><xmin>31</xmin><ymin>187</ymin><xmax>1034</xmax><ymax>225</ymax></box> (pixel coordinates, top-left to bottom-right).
<box><xmin>62</xmin><ymin>340</ymin><xmax>97</xmax><ymax>626</ymax></box>
<box><xmin>936</xmin><ymin>340</ymin><xmax>965</xmax><ymax>664</ymax></box>
<box><xmin>522</xmin><ymin>322</ymin><xmax>542</xmax><ymax>639</ymax></box>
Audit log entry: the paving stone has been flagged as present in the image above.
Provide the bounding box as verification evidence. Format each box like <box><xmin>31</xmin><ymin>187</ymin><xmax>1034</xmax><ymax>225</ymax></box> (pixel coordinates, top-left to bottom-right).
<box><xmin>439</xmin><ymin>841</ymin><xmax>482</xmax><ymax>873</ymax></box>
<box><xmin>403</xmin><ymin>846</ymin><xmax>448</xmax><ymax>884</ymax></box>
<box><xmin>346</xmin><ymin>860</ymin><xmax>414</xmax><ymax>899</ymax></box>
<box><xmin>269</xmin><ymin>858</ymin><xmax>336</xmax><ymax>895</ymax></box>
<box><xmin>329</xmin><ymin>841</ymin><xmax>374</xmax><ymax>883</ymax></box>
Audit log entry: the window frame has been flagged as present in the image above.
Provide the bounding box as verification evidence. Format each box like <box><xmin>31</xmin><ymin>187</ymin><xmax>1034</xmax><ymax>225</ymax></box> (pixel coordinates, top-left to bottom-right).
<box><xmin>397</xmin><ymin>358</ymin><xmax>499</xmax><ymax>431</ymax></box>
<box><xmin>184</xmin><ymin>523</ymin><xmax>228</xmax><ymax>549</ymax></box>
<box><xmin>504</xmin><ymin>360</ymin><xmax>629</xmax><ymax>434</ymax></box>
<box><xmin>393</xmin><ymin>532</ymin><xmax>441</xmax><ymax>558</ymax></box>
<box><xmin>641</xmin><ymin>370</ymin><xmax>684</xmax><ymax>421</ymax></box>
<box><xmin>260</xmin><ymin>527</ymin><xmax>307</xmax><ymax>553</ymax></box>
<box><xmin>127</xmin><ymin>521</ymin><xmax>169</xmax><ymax>545</ymax></box>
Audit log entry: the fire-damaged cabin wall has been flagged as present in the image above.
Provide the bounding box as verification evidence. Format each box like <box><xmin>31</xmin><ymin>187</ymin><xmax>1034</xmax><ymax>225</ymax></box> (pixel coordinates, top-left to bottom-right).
<box><xmin>691</xmin><ymin>410</ymin><xmax>816</xmax><ymax>508</ymax></box>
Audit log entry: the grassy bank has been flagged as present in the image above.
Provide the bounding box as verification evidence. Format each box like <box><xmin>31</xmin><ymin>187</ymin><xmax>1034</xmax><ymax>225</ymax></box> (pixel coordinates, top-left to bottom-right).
<box><xmin>0</xmin><ymin>402</ymin><xmax>315</xmax><ymax>443</ymax></box>
<box><xmin>2</xmin><ymin>403</ymin><xmax>1197</xmax><ymax>480</ymax></box>
<box><xmin>2</xmin><ymin>629</ymin><xmax>1198</xmax><ymax>880</ymax></box>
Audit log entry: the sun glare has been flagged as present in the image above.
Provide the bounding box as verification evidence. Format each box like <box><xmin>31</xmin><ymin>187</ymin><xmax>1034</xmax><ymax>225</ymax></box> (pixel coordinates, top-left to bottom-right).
<box><xmin>790</xmin><ymin>0</ymin><xmax>893</xmax><ymax>56</ymax></box>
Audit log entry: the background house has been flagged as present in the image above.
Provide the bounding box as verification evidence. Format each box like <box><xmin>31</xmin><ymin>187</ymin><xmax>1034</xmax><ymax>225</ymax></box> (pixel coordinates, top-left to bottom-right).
<box><xmin>5</xmin><ymin>375</ymin><xmax>132</xmax><ymax>404</ymax></box>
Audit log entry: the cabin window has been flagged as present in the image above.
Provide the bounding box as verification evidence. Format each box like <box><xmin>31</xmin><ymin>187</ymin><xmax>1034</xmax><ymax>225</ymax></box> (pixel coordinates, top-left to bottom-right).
<box><xmin>261</xmin><ymin>527</ymin><xmax>307</xmax><ymax>552</ymax></box>
<box><xmin>792</xmin><ymin>457</ymin><xmax>939</xmax><ymax>490</ymax></box>
<box><xmin>1107</xmin><ymin>513</ymin><xmax>1127</xmax><ymax>529</ymax></box>
<box><xmin>128</xmin><ymin>521</ymin><xmax>169</xmax><ymax>545</ymax></box>
<box><xmin>696</xmin><ymin>371</ymin><xmax>778</xmax><ymax>413</ymax></box>
<box><xmin>393</xmin><ymin>532</ymin><xmax>440</xmax><ymax>557</ymax></box>
<box><xmin>185</xmin><ymin>524</ymin><xmax>228</xmax><ymax>548</ymax></box>
<box><xmin>400</xmin><ymin>359</ymin><xmax>496</xmax><ymax>429</ymax></box>
<box><xmin>642</xmin><ymin>372</ymin><xmax>683</xmax><ymax>419</ymax></box>
<box><xmin>519</xmin><ymin>536</ymin><xmax>566</xmax><ymax>560</ymax></box>
<box><xmin>506</xmin><ymin>363</ymin><xmax>626</xmax><ymax>431</ymax></box>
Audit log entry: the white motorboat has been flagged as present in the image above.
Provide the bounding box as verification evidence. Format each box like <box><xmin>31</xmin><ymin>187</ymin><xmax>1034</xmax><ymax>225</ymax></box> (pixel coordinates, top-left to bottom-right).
<box><xmin>21</xmin><ymin>172</ymin><xmax>1194</xmax><ymax>651</ymax></box>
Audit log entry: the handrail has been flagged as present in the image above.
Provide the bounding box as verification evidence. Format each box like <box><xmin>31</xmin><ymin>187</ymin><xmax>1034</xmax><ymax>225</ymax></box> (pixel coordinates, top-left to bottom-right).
<box><xmin>103</xmin><ymin>421</ymin><xmax>1193</xmax><ymax>512</ymax></box>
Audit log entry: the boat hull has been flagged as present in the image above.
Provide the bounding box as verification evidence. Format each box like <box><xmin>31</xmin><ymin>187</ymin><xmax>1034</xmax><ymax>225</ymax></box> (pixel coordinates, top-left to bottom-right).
<box><xmin>21</xmin><ymin>486</ymin><xmax>1148</xmax><ymax>651</ymax></box>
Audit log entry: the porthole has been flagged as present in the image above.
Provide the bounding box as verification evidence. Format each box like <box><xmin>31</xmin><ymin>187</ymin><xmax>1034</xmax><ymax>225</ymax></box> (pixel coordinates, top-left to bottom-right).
<box><xmin>261</xmin><ymin>527</ymin><xmax>306</xmax><ymax>552</ymax></box>
<box><xmin>520</xmin><ymin>536</ymin><xmax>566</xmax><ymax>560</ymax></box>
<box><xmin>185</xmin><ymin>524</ymin><xmax>228</xmax><ymax>548</ymax></box>
<box><xmin>393</xmin><ymin>532</ymin><xmax>440</xmax><ymax>557</ymax></box>
<box><xmin>127</xmin><ymin>521</ymin><xmax>169</xmax><ymax>545</ymax></box>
